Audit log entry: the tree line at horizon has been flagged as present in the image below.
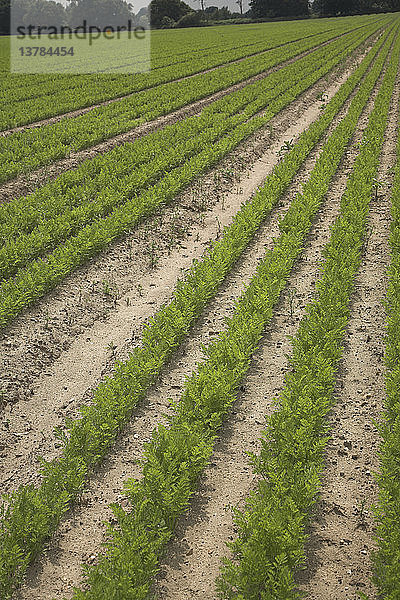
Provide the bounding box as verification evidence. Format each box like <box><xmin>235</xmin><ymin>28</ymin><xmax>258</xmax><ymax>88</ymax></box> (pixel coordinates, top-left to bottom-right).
<box><xmin>0</xmin><ymin>0</ymin><xmax>400</xmax><ymax>35</ymax></box>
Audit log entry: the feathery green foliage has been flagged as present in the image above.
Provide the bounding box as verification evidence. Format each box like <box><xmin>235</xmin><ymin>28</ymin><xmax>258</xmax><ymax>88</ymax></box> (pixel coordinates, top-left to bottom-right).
<box><xmin>372</xmin><ymin>55</ymin><xmax>400</xmax><ymax>600</ymax></box>
<box><xmin>0</xmin><ymin>24</ymin><xmax>377</xmax><ymax>330</ymax></box>
<box><xmin>217</xmin><ymin>26</ymin><xmax>400</xmax><ymax>600</ymax></box>
<box><xmin>64</xmin><ymin>28</ymin><xmax>398</xmax><ymax>599</ymax></box>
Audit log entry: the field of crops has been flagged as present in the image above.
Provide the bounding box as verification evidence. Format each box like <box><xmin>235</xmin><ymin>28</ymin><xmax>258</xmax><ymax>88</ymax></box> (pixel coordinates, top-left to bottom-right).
<box><xmin>1</xmin><ymin>11</ymin><xmax>400</xmax><ymax>599</ymax></box>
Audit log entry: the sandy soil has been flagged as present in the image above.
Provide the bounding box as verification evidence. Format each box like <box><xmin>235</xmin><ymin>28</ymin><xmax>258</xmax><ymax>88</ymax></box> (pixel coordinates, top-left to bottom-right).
<box><xmin>0</xmin><ymin>60</ymin><xmax>352</xmax><ymax>497</ymax></box>
<box><xmin>0</xmin><ymin>37</ymin><xmax>375</xmax><ymax>419</ymax></box>
<box><xmin>153</xmin><ymin>169</ymin><xmax>349</xmax><ymax>600</ymax></box>
<box><xmin>153</xmin><ymin>53</ymin><xmax>393</xmax><ymax>600</ymax></box>
<box><xmin>296</xmin><ymin>61</ymin><xmax>399</xmax><ymax>600</ymax></box>
<box><xmin>12</xmin><ymin>47</ymin><xmax>379</xmax><ymax>599</ymax></box>
<box><xmin>0</xmin><ymin>50</ymin><xmax>362</xmax><ymax>417</ymax></box>
<box><xmin>0</xmin><ymin>26</ymin><xmax>395</xmax><ymax>600</ymax></box>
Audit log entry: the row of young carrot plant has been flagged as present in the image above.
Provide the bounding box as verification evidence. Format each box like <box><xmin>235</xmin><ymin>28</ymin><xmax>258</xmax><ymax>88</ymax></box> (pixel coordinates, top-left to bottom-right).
<box><xmin>215</xmin><ymin>22</ymin><xmax>400</xmax><ymax>600</ymax></box>
<box><xmin>0</xmin><ymin>24</ymin><xmax>366</xmax><ymax>180</ymax></box>
<box><xmin>0</xmin><ymin>21</ymin><xmax>395</xmax><ymax>600</ymax></box>
<box><xmin>0</xmin><ymin>24</ymin><xmax>342</xmax><ymax>129</ymax></box>
<box><xmin>0</xmin><ymin>18</ymin><xmax>383</xmax><ymax>183</ymax></box>
<box><xmin>372</xmin><ymin>76</ymin><xmax>400</xmax><ymax>598</ymax></box>
<box><xmin>0</xmin><ymin>25</ymin><xmax>392</xmax><ymax>334</ymax></box>
<box><xmin>0</xmin><ymin>23</ymin><xmax>384</xmax><ymax>284</ymax></box>
<box><xmin>2</xmin><ymin>23</ymin><xmax>370</xmax><ymax>232</ymax></box>
<box><xmin>2</xmin><ymin>19</ymin><xmax>384</xmax><ymax>240</ymax></box>
<box><xmin>0</xmin><ymin>23</ymin><xmax>322</xmax><ymax>119</ymax></box>
<box><xmin>3</xmin><ymin>26</ymin><xmax>290</xmax><ymax>101</ymax></box>
<box><xmin>63</xmin><ymin>27</ymin><xmax>400</xmax><ymax>600</ymax></box>
<box><xmin>1</xmin><ymin>15</ymin><xmax>381</xmax><ymax>130</ymax></box>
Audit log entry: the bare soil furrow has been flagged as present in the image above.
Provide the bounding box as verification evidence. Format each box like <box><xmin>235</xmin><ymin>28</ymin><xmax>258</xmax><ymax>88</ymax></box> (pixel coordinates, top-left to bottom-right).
<box><xmin>148</xmin><ymin>48</ymin><xmax>393</xmax><ymax>599</ymax></box>
<box><xmin>13</xmin><ymin>124</ymin><xmax>322</xmax><ymax>600</ymax></box>
<box><xmin>12</xmin><ymin>61</ymin><xmax>376</xmax><ymax>599</ymax></box>
<box><xmin>0</xmin><ymin>47</ymin><xmax>373</xmax><ymax>427</ymax></box>
<box><xmin>296</xmin><ymin>68</ymin><xmax>400</xmax><ymax>600</ymax></box>
<box><xmin>0</xmin><ymin>29</ymin><xmax>379</xmax><ymax>205</ymax></box>
<box><xmin>152</xmin><ymin>114</ymin><xmax>378</xmax><ymax>600</ymax></box>
<box><xmin>0</xmin><ymin>73</ymin><xmax>336</xmax><ymax>497</ymax></box>
<box><xmin>0</xmin><ymin>62</ymin><xmax>358</xmax><ymax>440</ymax></box>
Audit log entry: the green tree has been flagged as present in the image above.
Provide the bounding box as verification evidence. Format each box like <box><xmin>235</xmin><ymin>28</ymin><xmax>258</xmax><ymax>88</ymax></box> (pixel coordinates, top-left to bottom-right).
<box><xmin>0</xmin><ymin>0</ymin><xmax>10</xmax><ymax>34</ymax></box>
<box><xmin>11</xmin><ymin>0</ymin><xmax>67</xmax><ymax>32</ymax></box>
<box><xmin>160</xmin><ymin>14</ymin><xmax>175</xmax><ymax>26</ymax></box>
<box><xmin>313</xmin><ymin>0</ymin><xmax>355</xmax><ymax>15</ymax></box>
<box><xmin>205</xmin><ymin>5</ymin><xmax>231</xmax><ymax>19</ymax></box>
<box><xmin>310</xmin><ymin>0</ymin><xmax>394</xmax><ymax>15</ymax></box>
<box><xmin>24</xmin><ymin>0</ymin><xmax>67</xmax><ymax>27</ymax></box>
<box><xmin>150</xmin><ymin>0</ymin><xmax>191</xmax><ymax>27</ymax></box>
<box><xmin>66</xmin><ymin>0</ymin><xmax>134</xmax><ymax>29</ymax></box>
<box><xmin>250</xmin><ymin>0</ymin><xmax>309</xmax><ymax>18</ymax></box>
<box><xmin>176</xmin><ymin>9</ymin><xmax>202</xmax><ymax>25</ymax></box>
